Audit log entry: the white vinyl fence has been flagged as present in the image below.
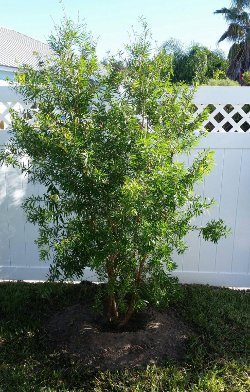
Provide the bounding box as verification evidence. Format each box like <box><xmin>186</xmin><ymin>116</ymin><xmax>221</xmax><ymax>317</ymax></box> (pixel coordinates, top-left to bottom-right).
<box><xmin>0</xmin><ymin>84</ymin><xmax>250</xmax><ymax>287</ymax></box>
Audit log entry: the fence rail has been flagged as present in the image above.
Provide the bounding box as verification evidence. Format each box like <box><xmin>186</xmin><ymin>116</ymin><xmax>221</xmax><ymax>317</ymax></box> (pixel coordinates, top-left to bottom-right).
<box><xmin>0</xmin><ymin>85</ymin><xmax>249</xmax><ymax>287</ymax></box>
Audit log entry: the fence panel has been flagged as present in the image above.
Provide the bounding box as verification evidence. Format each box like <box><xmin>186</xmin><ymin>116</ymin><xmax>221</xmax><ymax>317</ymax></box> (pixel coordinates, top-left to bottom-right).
<box><xmin>173</xmin><ymin>133</ymin><xmax>250</xmax><ymax>287</ymax></box>
<box><xmin>0</xmin><ymin>85</ymin><xmax>249</xmax><ymax>286</ymax></box>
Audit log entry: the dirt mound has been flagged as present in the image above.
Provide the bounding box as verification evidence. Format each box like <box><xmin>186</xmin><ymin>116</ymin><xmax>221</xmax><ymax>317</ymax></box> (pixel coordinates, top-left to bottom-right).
<box><xmin>46</xmin><ymin>303</ymin><xmax>194</xmax><ymax>370</ymax></box>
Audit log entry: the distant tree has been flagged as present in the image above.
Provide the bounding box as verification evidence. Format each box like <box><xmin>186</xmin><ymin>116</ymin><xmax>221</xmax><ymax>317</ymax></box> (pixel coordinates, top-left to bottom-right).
<box><xmin>0</xmin><ymin>20</ymin><xmax>229</xmax><ymax>327</ymax></box>
<box><xmin>163</xmin><ymin>39</ymin><xmax>228</xmax><ymax>84</ymax></box>
<box><xmin>215</xmin><ymin>0</ymin><xmax>250</xmax><ymax>81</ymax></box>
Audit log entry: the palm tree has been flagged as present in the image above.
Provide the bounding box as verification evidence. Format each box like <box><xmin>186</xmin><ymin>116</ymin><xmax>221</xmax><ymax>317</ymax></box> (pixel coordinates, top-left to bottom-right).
<box><xmin>215</xmin><ymin>0</ymin><xmax>250</xmax><ymax>81</ymax></box>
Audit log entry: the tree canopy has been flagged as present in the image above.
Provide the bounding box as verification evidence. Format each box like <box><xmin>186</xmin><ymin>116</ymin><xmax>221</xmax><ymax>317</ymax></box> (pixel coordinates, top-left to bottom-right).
<box><xmin>215</xmin><ymin>0</ymin><xmax>250</xmax><ymax>81</ymax></box>
<box><xmin>0</xmin><ymin>19</ymin><xmax>229</xmax><ymax>327</ymax></box>
<box><xmin>162</xmin><ymin>39</ymin><xmax>228</xmax><ymax>84</ymax></box>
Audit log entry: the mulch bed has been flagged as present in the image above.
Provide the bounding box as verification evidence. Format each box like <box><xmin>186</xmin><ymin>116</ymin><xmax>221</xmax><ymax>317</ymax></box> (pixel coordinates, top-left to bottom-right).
<box><xmin>46</xmin><ymin>300</ymin><xmax>195</xmax><ymax>370</ymax></box>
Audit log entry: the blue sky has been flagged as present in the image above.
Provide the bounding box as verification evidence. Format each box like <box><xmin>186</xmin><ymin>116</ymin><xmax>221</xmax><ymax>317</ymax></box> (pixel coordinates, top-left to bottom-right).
<box><xmin>1</xmin><ymin>0</ymin><xmax>231</xmax><ymax>58</ymax></box>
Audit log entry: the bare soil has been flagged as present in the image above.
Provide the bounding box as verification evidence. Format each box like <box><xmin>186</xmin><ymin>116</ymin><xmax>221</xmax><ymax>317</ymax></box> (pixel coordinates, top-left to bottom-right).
<box><xmin>46</xmin><ymin>301</ymin><xmax>195</xmax><ymax>370</ymax></box>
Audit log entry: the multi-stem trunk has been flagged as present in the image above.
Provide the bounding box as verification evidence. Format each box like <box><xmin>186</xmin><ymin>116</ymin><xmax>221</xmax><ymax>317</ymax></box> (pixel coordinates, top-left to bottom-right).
<box><xmin>108</xmin><ymin>293</ymin><xmax>118</xmax><ymax>323</ymax></box>
<box><xmin>118</xmin><ymin>255</ymin><xmax>147</xmax><ymax>328</ymax></box>
<box><xmin>106</xmin><ymin>255</ymin><xmax>119</xmax><ymax>323</ymax></box>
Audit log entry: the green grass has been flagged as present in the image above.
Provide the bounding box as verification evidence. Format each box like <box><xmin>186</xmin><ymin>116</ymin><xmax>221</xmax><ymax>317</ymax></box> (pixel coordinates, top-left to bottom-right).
<box><xmin>0</xmin><ymin>282</ymin><xmax>249</xmax><ymax>391</ymax></box>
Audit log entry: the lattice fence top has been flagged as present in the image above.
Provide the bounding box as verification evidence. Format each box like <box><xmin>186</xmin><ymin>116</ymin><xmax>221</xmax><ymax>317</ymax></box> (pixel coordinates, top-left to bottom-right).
<box><xmin>194</xmin><ymin>103</ymin><xmax>250</xmax><ymax>133</ymax></box>
<box><xmin>1</xmin><ymin>86</ymin><xmax>250</xmax><ymax>133</ymax></box>
<box><xmin>0</xmin><ymin>83</ymin><xmax>26</xmax><ymax>131</ymax></box>
<box><xmin>0</xmin><ymin>101</ymin><xmax>26</xmax><ymax>130</ymax></box>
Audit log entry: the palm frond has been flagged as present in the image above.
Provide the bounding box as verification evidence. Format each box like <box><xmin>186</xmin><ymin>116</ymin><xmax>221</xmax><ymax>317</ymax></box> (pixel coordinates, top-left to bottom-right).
<box><xmin>218</xmin><ymin>23</ymin><xmax>245</xmax><ymax>43</ymax></box>
<box><xmin>214</xmin><ymin>7</ymin><xmax>231</xmax><ymax>15</ymax></box>
<box><xmin>215</xmin><ymin>0</ymin><xmax>250</xmax><ymax>80</ymax></box>
<box><xmin>218</xmin><ymin>31</ymin><xmax>229</xmax><ymax>43</ymax></box>
<box><xmin>235</xmin><ymin>11</ymin><xmax>250</xmax><ymax>24</ymax></box>
<box><xmin>228</xmin><ymin>23</ymin><xmax>245</xmax><ymax>39</ymax></box>
<box><xmin>215</xmin><ymin>7</ymin><xmax>249</xmax><ymax>25</ymax></box>
<box><xmin>231</xmin><ymin>0</ymin><xmax>250</xmax><ymax>10</ymax></box>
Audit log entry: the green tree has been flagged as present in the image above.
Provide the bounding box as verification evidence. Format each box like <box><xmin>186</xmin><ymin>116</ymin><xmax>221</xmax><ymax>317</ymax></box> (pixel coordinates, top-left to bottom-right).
<box><xmin>215</xmin><ymin>0</ymin><xmax>250</xmax><ymax>81</ymax></box>
<box><xmin>0</xmin><ymin>20</ymin><xmax>229</xmax><ymax>327</ymax></box>
<box><xmin>163</xmin><ymin>39</ymin><xmax>228</xmax><ymax>84</ymax></box>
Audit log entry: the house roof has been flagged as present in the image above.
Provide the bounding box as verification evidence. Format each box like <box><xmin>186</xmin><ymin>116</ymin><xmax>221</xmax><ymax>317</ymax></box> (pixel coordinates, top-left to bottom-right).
<box><xmin>0</xmin><ymin>27</ymin><xmax>52</xmax><ymax>69</ymax></box>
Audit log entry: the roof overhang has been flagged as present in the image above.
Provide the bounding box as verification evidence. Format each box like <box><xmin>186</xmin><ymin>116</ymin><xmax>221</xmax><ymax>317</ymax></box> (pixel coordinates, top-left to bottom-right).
<box><xmin>0</xmin><ymin>65</ymin><xmax>18</xmax><ymax>72</ymax></box>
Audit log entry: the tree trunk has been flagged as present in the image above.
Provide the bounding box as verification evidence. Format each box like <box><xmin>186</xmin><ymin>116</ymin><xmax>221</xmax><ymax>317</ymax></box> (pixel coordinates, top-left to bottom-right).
<box><xmin>227</xmin><ymin>42</ymin><xmax>250</xmax><ymax>82</ymax></box>
<box><xmin>118</xmin><ymin>300</ymin><xmax>136</xmax><ymax>328</ymax></box>
<box><xmin>227</xmin><ymin>60</ymin><xmax>241</xmax><ymax>81</ymax></box>
<box><xmin>118</xmin><ymin>255</ymin><xmax>147</xmax><ymax>328</ymax></box>
<box><xmin>106</xmin><ymin>254</ymin><xmax>119</xmax><ymax>323</ymax></box>
<box><xmin>108</xmin><ymin>294</ymin><xmax>119</xmax><ymax>323</ymax></box>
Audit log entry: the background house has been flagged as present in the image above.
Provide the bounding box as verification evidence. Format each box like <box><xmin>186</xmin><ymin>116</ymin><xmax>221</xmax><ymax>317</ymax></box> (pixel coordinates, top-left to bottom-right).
<box><xmin>0</xmin><ymin>27</ymin><xmax>51</xmax><ymax>81</ymax></box>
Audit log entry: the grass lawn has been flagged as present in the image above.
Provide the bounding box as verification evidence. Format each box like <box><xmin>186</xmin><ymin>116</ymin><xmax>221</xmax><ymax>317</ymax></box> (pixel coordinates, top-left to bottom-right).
<box><xmin>0</xmin><ymin>282</ymin><xmax>249</xmax><ymax>391</ymax></box>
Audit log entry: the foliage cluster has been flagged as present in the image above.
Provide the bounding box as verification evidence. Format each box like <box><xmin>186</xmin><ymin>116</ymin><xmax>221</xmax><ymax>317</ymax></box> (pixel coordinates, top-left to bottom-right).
<box><xmin>162</xmin><ymin>39</ymin><xmax>228</xmax><ymax>85</ymax></box>
<box><xmin>0</xmin><ymin>20</ymin><xmax>229</xmax><ymax>326</ymax></box>
<box><xmin>243</xmin><ymin>70</ymin><xmax>250</xmax><ymax>84</ymax></box>
<box><xmin>205</xmin><ymin>78</ymin><xmax>239</xmax><ymax>86</ymax></box>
